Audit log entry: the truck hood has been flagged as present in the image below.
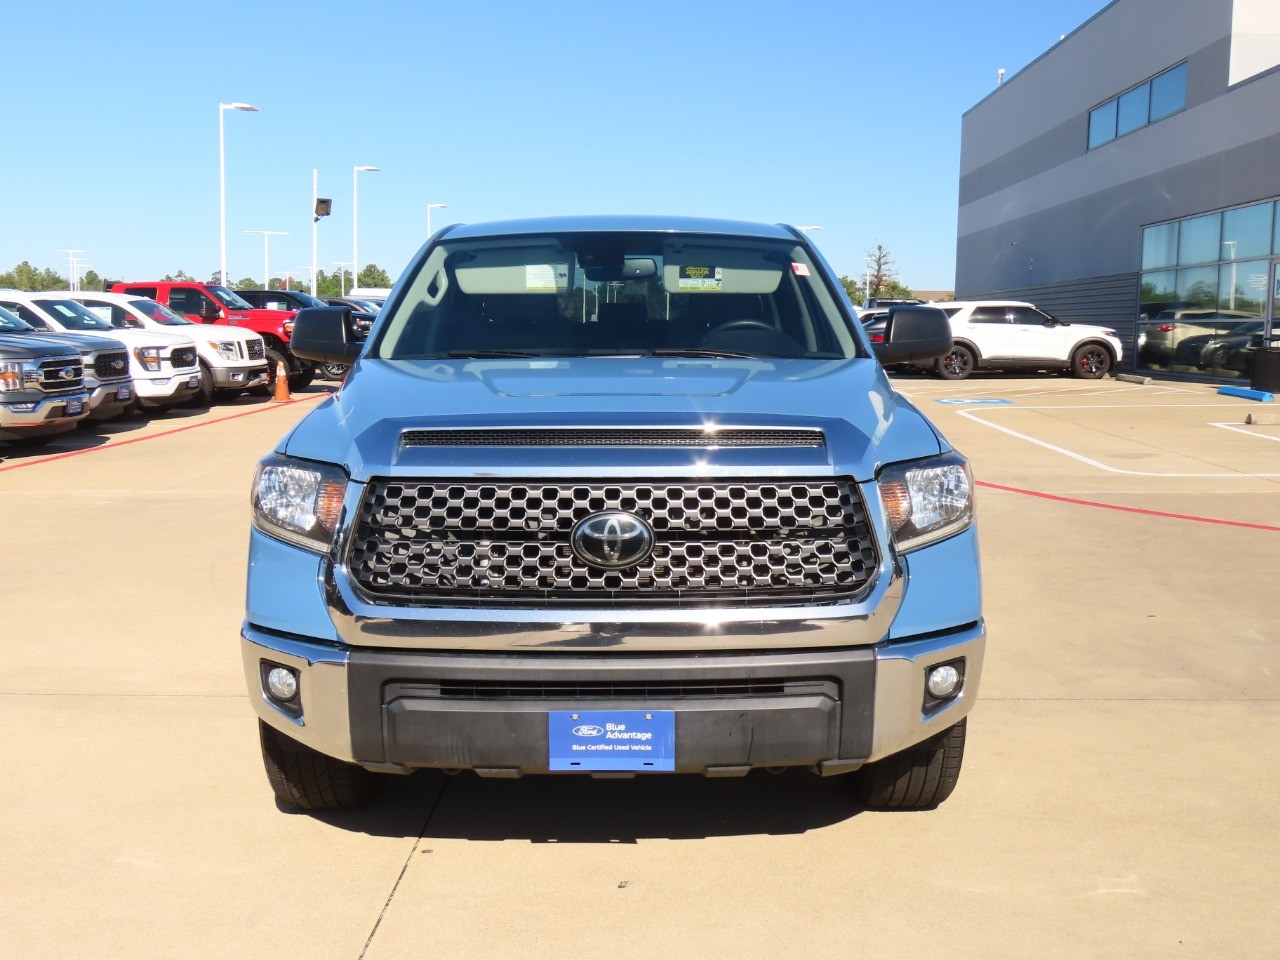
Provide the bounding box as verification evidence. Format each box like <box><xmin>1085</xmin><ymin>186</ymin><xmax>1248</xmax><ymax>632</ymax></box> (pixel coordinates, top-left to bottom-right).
<box><xmin>283</xmin><ymin>357</ymin><xmax>946</xmax><ymax>482</ymax></box>
<box><xmin>61</xmin><ymin>328</ymin><xmax>195</xmax><ymax>349</ymax></box>
<box><xmin>1</xmin><ymin>330</ymin><xmax>128</xmax><ymax>355</ymax></box>
<box><xmin>0</xmin><ymin>333</ymin><xmax>86</xmax><ymax>361</ymax></box>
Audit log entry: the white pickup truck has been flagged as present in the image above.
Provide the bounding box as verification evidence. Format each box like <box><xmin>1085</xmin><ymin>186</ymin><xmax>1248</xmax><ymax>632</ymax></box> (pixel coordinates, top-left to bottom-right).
<box><xmin>72</xmin><ymin>291</ymin><xmax>268</xmax><ymax>403</ymax></box>
<box><xmin>0</xmin><ymin>291</ymin><xmax>201</xmax><ymax>411</ymax></box>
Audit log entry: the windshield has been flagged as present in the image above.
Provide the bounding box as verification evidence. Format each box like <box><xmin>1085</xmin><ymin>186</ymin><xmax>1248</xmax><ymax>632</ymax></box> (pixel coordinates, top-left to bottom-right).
<box><xmin>374</xmin><ymin>232</ymin><xmax>862</xmax><ymax>360</ymax></box>
<box><xmin>208</xmin><ymin>286</ymin><xmax>254</xmax><ymax>310</ymax></box>
<box><xmin>0</xmin><ymin>306</ymin><xmax>34</xmax><ymax>333</ymax></box>
<box><xmin>130</xmin><ymin>299</ymin><xmax>192</xmax><ymax>326</ymax></box>
<box><xmin>32</xmin><ymin>299</ymin><xmax>115</xmax><ymax>332</ymax></box>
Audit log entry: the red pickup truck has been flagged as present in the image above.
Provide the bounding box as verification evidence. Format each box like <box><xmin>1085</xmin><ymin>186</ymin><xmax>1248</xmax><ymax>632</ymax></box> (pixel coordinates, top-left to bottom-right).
<box><xmin>109</xmin><ymin>281</ymin><xmax>314</xmax><ymax>390</ymax></box>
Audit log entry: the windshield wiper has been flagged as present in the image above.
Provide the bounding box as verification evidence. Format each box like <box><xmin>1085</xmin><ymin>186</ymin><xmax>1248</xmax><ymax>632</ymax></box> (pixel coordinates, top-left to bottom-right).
<box><xmin>648</xmin><ymin>348</ymin><xmax>756</xmax><ymax>359</ymax></box>
<box><xmin>444</xmin><ymin>349</ymin><xmax>545</xmax><ymax>358</ymax></box>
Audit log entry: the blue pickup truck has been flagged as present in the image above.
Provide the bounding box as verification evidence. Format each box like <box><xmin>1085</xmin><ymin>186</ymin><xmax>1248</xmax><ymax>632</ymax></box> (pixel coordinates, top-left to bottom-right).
<box><xmin>243</xmin><ymin>216</ymin><xmax>982</xmax><ymax>812</ymax></box>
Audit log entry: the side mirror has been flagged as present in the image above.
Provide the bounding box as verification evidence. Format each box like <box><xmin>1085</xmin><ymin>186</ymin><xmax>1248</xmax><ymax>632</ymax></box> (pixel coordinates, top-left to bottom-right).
<box><xmin>872</xmin><ymin>306</ymin><xmax>953</xmax><ymax>365</ymax></box>
<box><xmin>201</xmin><ymin>300</ymin><xmax>223</xmax><ymax>322</ymax></box>
<box><xmin>289</xmin><ymin>306</ymin><xmax>363</xmax><ymax>364</ymax></box>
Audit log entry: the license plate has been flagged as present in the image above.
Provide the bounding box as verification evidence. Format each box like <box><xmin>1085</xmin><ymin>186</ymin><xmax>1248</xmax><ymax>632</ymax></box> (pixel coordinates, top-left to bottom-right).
<box><xmin>188</xmin><ymin>375</ymin><xmax>201</xmax><ymax>388</ymax></box>
<box><xmin>65</xmin><ymin>399</ymin><xmax>84</xmax><ymax>416</ymax></box>
<box><xmin>117</xmin><ymin>386</ymin><xmax>132</xmax><ymax>400</ymax></box>
<box><xmin>548</xmin><ymin>710</ymin><xmax>675</xmax><ymax>772</ymax></box>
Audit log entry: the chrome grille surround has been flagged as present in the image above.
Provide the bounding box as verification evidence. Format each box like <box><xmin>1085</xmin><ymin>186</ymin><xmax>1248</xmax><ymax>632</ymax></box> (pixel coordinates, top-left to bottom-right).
<box><xmin>399</xmin><ymin>427</ymin><xmax>826</xmax><ymax>449</ymax></box>
<box><xmin>347</xmin><ymin>478</ymin><xmax>878</xmax><ymax>608</ymax></box>
<box><xmin>37</xmin><ymin>356</ymin><xmax>85</xmax><ymax>392</ymax></box>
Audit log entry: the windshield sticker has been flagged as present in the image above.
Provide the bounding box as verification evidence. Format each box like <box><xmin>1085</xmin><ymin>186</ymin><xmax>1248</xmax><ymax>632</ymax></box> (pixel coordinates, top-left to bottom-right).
<box><xmin>791</xmin><ymin>262</ymin><xmax>811</xmax><ymax>277</ymax></box>
<box><xmin>525</xmin><ymin>264</ymin><xmax>569</xmax><ymax>291</ymax></box>
<box><xmin>677</xmin><ymin>266</ymin><xmax>722</xmax><ymax>291</ymax></box>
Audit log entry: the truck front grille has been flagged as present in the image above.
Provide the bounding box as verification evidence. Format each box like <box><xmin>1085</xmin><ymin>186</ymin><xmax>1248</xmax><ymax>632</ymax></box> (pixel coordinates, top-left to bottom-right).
<box><xmin>347</xmin><ymin>478</ymin><xmax>878</xmax><ymax>608</ymax></box>
<box><xmin>37</xmin><ymin>357</ymin><xmax>84</xmax><ymax>392</ymax></box>
<box><xmin>93</xmin><ymin>351</ymin><xmax>129</xmax><ymax>381</ymax></box>
<box><xmin>246</xmin><ymin>339</ymin><xmax>265</xmax><ymax>360</ymax></box>
<box><xmin>170</xmin><ymin>347</ymin><xmax>196</xmax><ymax>369</ymax></box>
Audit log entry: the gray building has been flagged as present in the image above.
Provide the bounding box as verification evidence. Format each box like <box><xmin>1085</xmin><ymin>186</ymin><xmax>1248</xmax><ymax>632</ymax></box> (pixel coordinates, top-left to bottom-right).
<box><xmin>956</xmin><ymin>0</ymin><xmax>1280</xmax><ymax>379</ymax></box>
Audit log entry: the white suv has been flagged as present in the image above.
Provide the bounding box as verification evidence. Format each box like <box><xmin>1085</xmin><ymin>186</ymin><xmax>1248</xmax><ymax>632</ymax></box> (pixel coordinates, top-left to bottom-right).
<box><xmin>928</xmin><ymin>301</ymin><xmax>1123</xmax><ymax>380</ymax></box>
<box><xmin>70</xmin><ymin>292</ymin><xmax>268</xmax><ymax>403</ymax></box>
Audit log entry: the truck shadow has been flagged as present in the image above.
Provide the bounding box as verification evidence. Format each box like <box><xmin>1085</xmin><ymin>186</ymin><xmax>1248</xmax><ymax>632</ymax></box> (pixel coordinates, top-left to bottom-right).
<box><xmin>311</xmin><ymin>768</ymin><xmax>866</xmax><ymax>842</ymax></box>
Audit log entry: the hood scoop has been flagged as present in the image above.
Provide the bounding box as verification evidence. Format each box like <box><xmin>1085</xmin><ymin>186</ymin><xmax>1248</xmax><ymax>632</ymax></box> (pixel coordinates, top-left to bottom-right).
<box><xmin>398</xmin><ymin>426</ymin><xmax>827</xmax><ymax>451</ymax></box>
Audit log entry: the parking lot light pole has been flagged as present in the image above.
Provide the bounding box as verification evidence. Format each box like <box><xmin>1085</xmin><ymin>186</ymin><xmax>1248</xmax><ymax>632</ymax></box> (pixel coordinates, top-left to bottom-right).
<box><xmin>330</xmin><ymin>261</ymin><xmax>353</xmax><ymax>296</ymax></box>
<box><xmin>245</xmin><ymin>230</ymin><xmax>288</xmax><ymax>289</ymax></box>
<box><xmin>219</xmin><ymin>102</ymin><xmax>258</xmax><ymax>286</ymax></box>
<box><xmin>427</xmin><ymin>202</ymin><xmax>447</xmax><ymax>238</ymax></box>
<box><xmin>353</xmin><ymin>165</ymin><xmax>380</xmax><ymax>287</ymax></box>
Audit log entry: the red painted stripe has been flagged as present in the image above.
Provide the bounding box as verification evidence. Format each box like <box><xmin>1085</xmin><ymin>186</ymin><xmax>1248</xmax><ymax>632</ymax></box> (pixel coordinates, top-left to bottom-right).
<box><xmin>976</xmin><ymin>480</ymin><xmax>1280</xmax><ymax>533</ymax></box>
<box><xmin>0</xmin><ymin>394</ymin><xmax>326</xmax><ymax>474</ymax></box>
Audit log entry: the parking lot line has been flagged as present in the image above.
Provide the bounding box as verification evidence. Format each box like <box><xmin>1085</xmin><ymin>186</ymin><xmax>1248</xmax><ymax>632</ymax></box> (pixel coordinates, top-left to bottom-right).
<box><xmin>976</xmin><ymin>480</ymin><xmax>1280</xmax><ymax>533</ymax></box>
<box><xmin>956</xmin><ymin>403</ymin><xmax>1280</xmax><ymax>478</ymax></box>
<box><xmin>0</xmin><ymin>394</ymin><xmax>327</xmax><ymax>475</ymax></box>
<box><xmin>1210</xmin><ymin>422</ymin><xmax>1280</xmax><ymax>444</ymax></box>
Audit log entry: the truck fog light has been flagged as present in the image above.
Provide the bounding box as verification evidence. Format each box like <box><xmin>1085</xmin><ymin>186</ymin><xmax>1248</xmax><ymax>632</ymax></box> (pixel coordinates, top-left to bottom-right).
<box><xmin>266</xmin><ymin>666</ymin><xmax>299</xmax><ymax>702</ymax></box>
<box><xmin>926</xmin><ymin>664</ymin><xmax>961</xmax><ymax>699</ymax></box>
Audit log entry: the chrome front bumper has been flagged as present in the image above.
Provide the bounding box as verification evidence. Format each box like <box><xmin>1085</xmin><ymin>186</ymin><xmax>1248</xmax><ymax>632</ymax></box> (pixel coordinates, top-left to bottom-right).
<box><xmin>0</xmin><ymin>391</ymin><xmax>90</xmax><ymax>438</ymax></box>
<box><xmin>241</xmin><ymin>619</ymin><xmax>984</xmax><ymax>771</ymax></box>
<box><xmin>211</xmin><ymin>363</ymin><xmax>269</xmax><ymax>389</ymax></box>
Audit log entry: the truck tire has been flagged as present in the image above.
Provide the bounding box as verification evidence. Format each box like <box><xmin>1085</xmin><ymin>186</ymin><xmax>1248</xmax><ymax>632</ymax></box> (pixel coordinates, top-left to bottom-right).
<box><xmin>853</xmin><ymin>718</ymin><xmax>967</xmax><ymax>810</ymax></box>
<box><xmin>194</xmin><ymin>362</ymin><xmax>215</xmax><ymax>406</ymax></box>
<box><xmin>287</xmin><ymin>364</ymin><xmax>315</xmax><ymax>391</ymax></box>
<box><xmin>258</xmin><ymin>719</ymin><xmax>380</xmax><ymax>811</ymax></box>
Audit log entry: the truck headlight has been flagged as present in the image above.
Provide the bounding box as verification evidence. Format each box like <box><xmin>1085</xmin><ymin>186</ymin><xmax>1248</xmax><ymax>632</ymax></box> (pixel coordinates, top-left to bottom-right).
<box><xmin>878</xmin><ymin>451</ymin><xmax>973</xmax><ymax>552</ymax></box>
<box><xmin>133</xmin><ymin>346</ymin><xmax>163</xmax><ymax>372</ymax></box>
<box><xmin>1</xmin><ymin>361</ymin><xmax>27</xmax><ymax>392</ymax></box>
<box><xmin>209</xmin><ymin>340</ymin><xmax>239</xmax><ymax>360</ymax></box>
<box><xmin>251</xmin><ymin>453</ymin><xmax>347</xmax><ymax>552</ymax></box>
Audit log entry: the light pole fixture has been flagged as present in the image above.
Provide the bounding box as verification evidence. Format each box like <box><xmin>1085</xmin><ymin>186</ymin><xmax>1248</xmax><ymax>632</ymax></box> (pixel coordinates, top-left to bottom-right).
<box><xmin>218</xmin><ymin>102</ymin><xmax>258</xmax><ymax>286</ymax></box>
<box><xmin>796</xmin><ymin>225</ymin><xmax>823</xmax><ymax>233</ymax></box>
<box><xmin>244</xmin><ymin>230</ymin><xmax>288</xmax><ymax>289</ymax></box>
<box><xmin>427</xmin><ymin>202</ymin><xmax>448</xmax><ymax>238</ymax></box>
<box><xmin>56</xmin><ymin>249</ymin><xmax>86</xmax><ymax>291</ymax></box>
<box><xmin>352</xmin><ymin>164</ymin><xmax>380</xmax><ymax>286</ymax></box>
<box><xmin>330</xmin><ymin>261</ymin><xmax>353</xmax><ymax>296</ymax></box>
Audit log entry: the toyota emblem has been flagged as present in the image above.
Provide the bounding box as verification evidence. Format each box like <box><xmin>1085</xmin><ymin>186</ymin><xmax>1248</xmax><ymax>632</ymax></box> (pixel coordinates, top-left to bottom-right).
<box><xmin>570</xmin><ymin>511</ymin><xmax>655</xmax><ymax>569</ymax></box>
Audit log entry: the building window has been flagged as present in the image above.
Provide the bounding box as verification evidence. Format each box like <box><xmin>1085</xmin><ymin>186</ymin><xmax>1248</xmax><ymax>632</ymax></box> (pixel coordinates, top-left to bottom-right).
<box><xmin>1138</xmin><ymin>199</ymin><xmax>1277</xmax><ymax>380</ymax></box>
<box><xmin>1088</xmin><ymin>62</ymin><xmax>1187</xmax><ymax>150</ymax></box>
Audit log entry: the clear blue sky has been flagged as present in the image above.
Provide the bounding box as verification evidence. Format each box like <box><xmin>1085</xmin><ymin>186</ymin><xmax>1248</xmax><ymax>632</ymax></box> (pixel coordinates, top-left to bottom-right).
<box><xmin>1</xmin><ymin>0</ymin><xmax>1108</xmax><ymax>291</ymax></box>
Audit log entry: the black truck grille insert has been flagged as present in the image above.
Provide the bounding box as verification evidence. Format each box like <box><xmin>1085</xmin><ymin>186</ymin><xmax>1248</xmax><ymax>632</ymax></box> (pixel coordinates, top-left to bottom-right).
<box><xmin>170</xmin><ymin>347</ymin><xmax>196</xmax><ymax>369</ymax></box>
<box><xmin>400</xmin><ymin>427</ymin><xmax>825</xmax><ymax>449</ymax></box>
<box><xmin>94</xmin><ymin>351</ymin><xmax>129</xmax><ymax>380</ymax></box>
<box><xmin>347</xmin><ymin>478</ymin><xmax>878</xmax><ymax>608</ymax></box>
<box><xmin>246</xmin><ymin>340</ymin><xmax>265</xmax><ymax>360</ymax></box>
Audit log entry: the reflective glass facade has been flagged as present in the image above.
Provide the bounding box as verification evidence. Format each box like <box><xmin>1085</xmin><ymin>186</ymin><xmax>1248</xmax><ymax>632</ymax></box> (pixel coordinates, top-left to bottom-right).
<box><xmin>1139</xmin><ymin>199</ymin><xmax>1278</xmax><ymax>379</ymax></box>
<box><xmin>1089</xmin><ymin>62</ymin><xmax>1187</xmax><ymax>150</ymax></box>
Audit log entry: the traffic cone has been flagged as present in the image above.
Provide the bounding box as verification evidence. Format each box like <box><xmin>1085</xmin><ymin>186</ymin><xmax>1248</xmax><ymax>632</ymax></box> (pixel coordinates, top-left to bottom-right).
<box><xmin>272</xmin><ymin>360</ymin><xmax>291</xmax><ymax>402</ymax></box>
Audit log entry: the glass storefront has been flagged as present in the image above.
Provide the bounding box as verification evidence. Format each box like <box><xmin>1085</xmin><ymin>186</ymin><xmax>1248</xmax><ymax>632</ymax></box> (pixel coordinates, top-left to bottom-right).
<box><xmin>1138</xmin><ymin>199</ymin><xmax>1278</xmax><ymax>380</ymax></box>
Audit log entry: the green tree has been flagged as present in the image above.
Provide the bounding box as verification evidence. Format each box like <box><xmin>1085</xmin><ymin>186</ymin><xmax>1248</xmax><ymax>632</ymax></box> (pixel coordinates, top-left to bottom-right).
<box><xmin>80</xmin><ymin>269</ymin><xmax>103</xmax><ymax>292</ymax></box>
<box><xmin>356</xmin><ymin>264</ymin><xmax>392</xmax><ymax>288</ymax></box>
<box><xmin>314</xmin><ymin>268</ymin><xmax>355</xmax><ymax>297</ymax></box>
<box><xmin>0</xmin><ymin>261</ymin><xmax>69</xmax><ymax>290</ymax></box>
<box><xmin>837</xmin><ymin>275</ymin><xmax>864</xmax><ymax>303</ymax></box>
<box><xmin>231</xmin><ymin>277</ymin><xmax>258</xmax><ymax>291</ymax></box>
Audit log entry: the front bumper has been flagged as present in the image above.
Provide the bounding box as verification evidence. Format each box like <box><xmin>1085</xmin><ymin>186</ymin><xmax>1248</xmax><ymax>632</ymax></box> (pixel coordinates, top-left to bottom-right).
<box><xmin>0</xmin><ymin>391</ymin><xmax>90</xmax><ymax>439</ymax></box>
<box><xmin>136</xmin><ymin>370</ymin><xmax>202</xmax><ymax>406</ymax></box>
<box><xmin>86</xmin><ymin>380</ymin><xmax>134</xmax><ymax>420</ymax></box>
<box><xmin>241</xmin><ymin>619</ymin><xmax>984</xmax><ymax>775</ymax></box>
<box><xmin>210</xmin><ymin>362</ymin><xmax>269</xmax><ymax>389</ymax></box>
